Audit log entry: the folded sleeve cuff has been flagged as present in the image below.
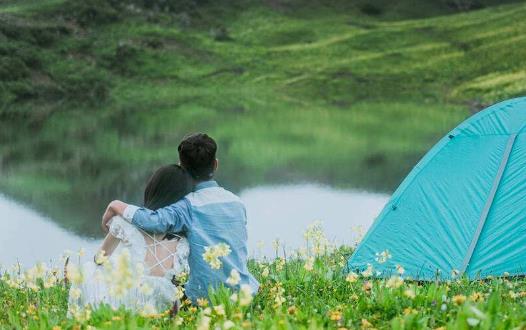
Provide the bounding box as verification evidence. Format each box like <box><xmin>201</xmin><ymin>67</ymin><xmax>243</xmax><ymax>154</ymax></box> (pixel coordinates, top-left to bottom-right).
<box><xmin>123</xmin><ymin>204</ymin><xmax>140</xmax><ymax>222</ymax></box>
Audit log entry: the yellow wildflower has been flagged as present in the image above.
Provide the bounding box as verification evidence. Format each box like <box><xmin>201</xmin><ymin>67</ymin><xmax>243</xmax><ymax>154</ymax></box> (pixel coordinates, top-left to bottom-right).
<box><xmin>469</xmin><ymin>292</ymin><xmax>484</xmax><ymax>302</ymax></box>
<box><xmin>197</xmin><ymin>298</ymin><xmax>209</xmax><ymax>307</ymax></box>
<box><xmin>329</xmin><ymin>310</ymin><xmax>342</xmax><ymax>321</ymax></box>
<box><xmin>404</xmin><ymin>288</ymin><xmax>416</xmax><ymax>299</ymax></box>
<box><xmin>304</xmin><ymin>256</ymin><xmax>315</xmax><ymax>271</ymax></box>
<box><xmin>452</xmin><ymin>294</ymin><xmax>466</xmax><ymax>305</ymax></box>
<box><xmin>346</xmin><ymin>272</ymin><xmax>358</xmax><ymax>283</ymax></box>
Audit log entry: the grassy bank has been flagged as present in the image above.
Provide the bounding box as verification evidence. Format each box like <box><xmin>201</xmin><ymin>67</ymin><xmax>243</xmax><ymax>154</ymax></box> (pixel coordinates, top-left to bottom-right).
<box><xmin>2</xmin><ymin>225</ymin><xmax>526</xmax><ymax>329</ymax></box>
<box><xmin>1</xmin><ymin>0</ymin><xmax>526</xmax><ymax>234</ymax></box>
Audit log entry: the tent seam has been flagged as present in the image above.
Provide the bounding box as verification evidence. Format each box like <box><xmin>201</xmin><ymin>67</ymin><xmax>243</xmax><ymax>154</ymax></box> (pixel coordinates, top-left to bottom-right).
<box><xmin>460</xmin><ymin>133</ymin><xmax>518</xmax><ymax>276</ymax></box>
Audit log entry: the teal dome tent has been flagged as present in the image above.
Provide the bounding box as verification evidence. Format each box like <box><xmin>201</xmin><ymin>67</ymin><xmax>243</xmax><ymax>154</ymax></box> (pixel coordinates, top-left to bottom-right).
<box><xmin>348</xmin><ymin>97</ymin><xmax>526</xmax><ymax>279</ymax></box>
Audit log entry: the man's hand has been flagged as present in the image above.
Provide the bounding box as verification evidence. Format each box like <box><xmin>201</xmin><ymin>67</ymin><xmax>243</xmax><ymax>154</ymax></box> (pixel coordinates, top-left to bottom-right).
<box><xmin>101</xmin><ymin>200</ymin><xmax>128</xmax><ymax>232</ymax></box>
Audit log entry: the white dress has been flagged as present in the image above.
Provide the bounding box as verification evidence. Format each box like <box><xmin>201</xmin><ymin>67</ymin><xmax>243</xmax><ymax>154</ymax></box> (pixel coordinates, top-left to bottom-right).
<box><xmin>68</xmin><ymin>216</ymin><xmax>189</xmax><ymax>315</ymax></box>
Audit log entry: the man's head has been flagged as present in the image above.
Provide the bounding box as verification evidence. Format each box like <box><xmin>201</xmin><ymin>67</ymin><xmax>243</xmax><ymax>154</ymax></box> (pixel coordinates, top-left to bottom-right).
<box><xmin>178</xmin><ymin>133</ymin><xmax>218</xmax><ymax>182</ymax></box>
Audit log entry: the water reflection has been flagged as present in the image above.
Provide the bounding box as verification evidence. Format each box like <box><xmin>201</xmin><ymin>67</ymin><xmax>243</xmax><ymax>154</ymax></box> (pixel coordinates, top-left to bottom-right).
<box><xmin>243</xmin><ymin>184</ymin><xmax>389</xmax><ymax>258</ymax></box>
<box><xmin>0</xmin><ymin>185</ymin><xmax>389</xmax><ymax>267</ymax></box>
<box><xmin>0</xmin><ymin>194</ymin><xmax>100</xmax><ymax>267</ymax></box>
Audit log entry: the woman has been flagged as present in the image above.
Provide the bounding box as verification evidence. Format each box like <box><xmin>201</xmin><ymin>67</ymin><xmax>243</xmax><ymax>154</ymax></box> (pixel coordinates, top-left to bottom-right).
<box><xmin>68</xmin><ymin>165</ymin><xmax>193</xmax><ymax>315</ymax></box>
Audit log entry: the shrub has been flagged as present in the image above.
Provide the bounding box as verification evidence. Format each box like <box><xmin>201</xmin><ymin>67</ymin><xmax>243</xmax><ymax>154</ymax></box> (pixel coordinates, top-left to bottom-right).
<box><xmin>0</xmin><ymin>56</ymin><xmax>30</xmax><ymax>81</ymax></box>
<box><xmin>61</xmin><ymin>0</ymin><xmax>121</xmax><ymax>27</ymax></box>
<box><xmin>360</xmin><ymin>3</ymin><xmax>383</xmax><ymax>16</ymax></box>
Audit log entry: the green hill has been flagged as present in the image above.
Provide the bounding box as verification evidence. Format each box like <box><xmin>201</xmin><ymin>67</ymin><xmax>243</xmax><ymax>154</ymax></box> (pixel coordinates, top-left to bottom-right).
<box><xmin>1</xmin><ymin>0</ymin><xmax>526</xmax><ymax>234</ymax></box>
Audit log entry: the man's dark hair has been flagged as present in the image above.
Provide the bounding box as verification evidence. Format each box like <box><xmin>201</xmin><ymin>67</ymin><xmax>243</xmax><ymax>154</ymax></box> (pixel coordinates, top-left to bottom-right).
<box><xmin>178</xmin><ymin>133</ymin><xmax>217</xmax><ymax>181</ymax></box>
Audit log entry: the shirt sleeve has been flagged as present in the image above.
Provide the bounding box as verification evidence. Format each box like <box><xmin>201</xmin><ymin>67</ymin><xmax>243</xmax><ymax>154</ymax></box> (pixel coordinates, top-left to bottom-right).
<box><xmin>124</xmin><ymin>199</ymin><xmax>191</xmax><ymax>234</ymax></box>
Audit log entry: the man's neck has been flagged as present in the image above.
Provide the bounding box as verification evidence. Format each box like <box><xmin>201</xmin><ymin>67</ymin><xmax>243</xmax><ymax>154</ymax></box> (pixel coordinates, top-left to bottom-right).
<box><xmin>194</xmin><ymin>179</ymin><xmax>217</xmax><ymax>191</ymax></box>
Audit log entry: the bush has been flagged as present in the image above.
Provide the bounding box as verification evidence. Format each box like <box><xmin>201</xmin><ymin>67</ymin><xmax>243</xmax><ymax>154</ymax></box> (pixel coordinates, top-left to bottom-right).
<box><xmin>60</xmin><ymin>67</ymin><xmax>110</xmax><ymax>105</ymax></box>
<box><xmin>61</xmin><ymin>0</ymin><xmax>121</xmax><ymax>27</ymax></box>
<box><xmin>0</xmin><ymin>56</ymin><xmax>30</xmax><ymax>81</ymax></box>
<box><xmin>209</xmin><ymin>26</ymin><xmax>231</xmax><ymax>42</ymax></box>
<box><xmin>360</xmin><ymin>3</ymin><xmax>383</xmax><ymax>16</ymax></box>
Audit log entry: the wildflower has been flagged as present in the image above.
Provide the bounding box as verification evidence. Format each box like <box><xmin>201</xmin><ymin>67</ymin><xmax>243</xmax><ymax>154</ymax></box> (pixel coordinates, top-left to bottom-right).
<box><xmin>329</xmin><ymin>310</ymin><xmax>342</xmax><ymax>321</ymax></box>
<box><xmin>223</xmin><ymin>320</ymin><xmax>235</xmax><ymax>329</ymax></box>
<box><xmin>241</xmin><ymin>320</ymin><xmax>251</xmax><ymax>328</ymax></box>
<box><xmin>375</xmin><ymin>250</ymin><xmax>392</xmax><ymax>264</ymax></box>
<box><xmin>467</xmin><ymin>318</ymin><xmax>480</xmax><ymax>327</ymax></box>
<box><xmin>275</xmin><ymin>257</ymin><xmax>285</xmax><ymax>272</ymax></box>
<box><xmin>239</xmin><ymin>284</ymin><xmax>253</xmax><ymax>306</ymax></box>
<box><xmin>226</xmin><ymin>269</ymin><xmax>241</xmax><ymax>286</ymax></box>
<box><xmin>174</xmin><ymin>316</ymin><xmax>184</xmax><ymax>325</ymax></box>
<box><xmin>202</xmin><ymin>243</ymin><xmax>232</xmax><ymax>270</ymax></box>
<box><xmin>78</xmin><ymin>248</ymin><xmax>86</xmax><ymax>257</ymax></box>
<box><xmin>214</xmin><ymin>304</ymin><xmax>226</xmax><ymax>316</ymax></box>
<box><xmin>346</xmin><ymin>271</ymin><xmax>358</xmax><ymax>283</ymax></box>
<box><xmin>271</xmin><ymin>284</ymin><xmax>286</xmax><ymax>308</ymax></box>
<box><xmin>197</xmin><ymin>298</ymin><xmax>209</xmax><ymax>307</ymax></box>
<box><xmin>396</xmin><ymin>264</ymin><xmax>405</xmax><ymax>275</ymax></box>
<box><xmin>362</xmin><ymin>281</ymin><xmax>372</xmax><ymax>293</ymax></box>
<box><xmin>469</xmin><ymin>306</ymin><xmax>486</xmax><ymax>319</ymax></box>
<box><xmin>70</xmin><ymin>287</ymin><xmax>82</xmax><ymax>300</ymax></box>
<box><xmin>112</xmin><ymin>316</ymin><xmax>122</xmax><ymax>321</ymax></box>
<box><xmin>174</xmin><ymin>286</ymin><xmax>185</xmax><ymax>300</ymax></box>
<box><xmin>509</xmin><ymin>290</ymin><xmax>518</xmax><ymax>299</ymax></box>
<box><xmin>403</xmin><ymin>307</ymin><xmax>416</xmax><ymax>315</ymax></box>
<box><xmin>261</xmin><ymin>267</ymin><xmax>270</xmax><ymax>278</ymax></box>
<box><xmin>44</xmin><ymin>275</ymin><xmax>58</xmax><ymax>288</ymax></box>
<box><xmin>52</xmin><ymin>326</ymin><xmax>61</xmax><ymax>330</ymax></box>
<box><xmin>66</xmin><ymin>263</ymin><xmax>84</xmax><ymax>285</ymax></box>
<box><xmin>441</xmin><ymin>304</ymin><xmax>447</xmax><ymax>312</ymax></box>
<box><xmin>452</xmin><ymin>294</ymin><xmax>466</xmax><ymax>305</ymax></box>
<box><xmin>216</xmin><ymin>243</ymin><xmax>232</xmax><ymax>257</ymax></box>
<box><xmin>361</xmin><ymin>318</ymin><xmax>373</xmax><ymax>329</ymax></box>
<box><xmin>469</xmin><ymin>292</ymin><xmax>484</xmax><ymax>302</ymax></box>
<box><xmin>272</xmin><ymin>239</ymin><xmax>280</xmax><ymax>251</ymax></box>
<box><xmin>404</xmin><ymin>288</ymin><xmax>416</xmax><ymax>299</ymax></box>
<box><xmin>197</xmin><ymin>315</ymin><xmax>211</xmax><ymax>330</ymax></box>
<box><xmin>304</xmin><ymin>221</ymin><xmax>333</xmax><ymax>255</ymax></box>
<box><xmin>304</xmin><ymin>256</ymin><xmax>315</xmax><ymax>271</ymax></box>
<box><xmin>362</xmin><ymin>264</ymin><xmax>373</xmax><ymax>277</ymax></box>
<box><xmin>386</xmin><ymin>275</ymin><xmax>404</xmax><ymax>289</ymax></box>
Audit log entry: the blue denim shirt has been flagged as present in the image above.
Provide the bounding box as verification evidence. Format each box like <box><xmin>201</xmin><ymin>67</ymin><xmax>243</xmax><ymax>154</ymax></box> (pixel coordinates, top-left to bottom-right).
<box><xmin>124</xmin><ymin>180</ymin><xmax>259</xmax><ymax>302</ymax></box>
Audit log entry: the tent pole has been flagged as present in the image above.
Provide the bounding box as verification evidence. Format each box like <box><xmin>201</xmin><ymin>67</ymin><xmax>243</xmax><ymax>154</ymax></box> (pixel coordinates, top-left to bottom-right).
<box><xmin>460</xmin><ymin>133</ymin><xmax>518</xmax><ymax>276</ymax></box>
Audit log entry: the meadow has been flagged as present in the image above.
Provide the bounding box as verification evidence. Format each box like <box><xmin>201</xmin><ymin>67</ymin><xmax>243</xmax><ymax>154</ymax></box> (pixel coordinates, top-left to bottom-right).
<box><xmin>2</xmin><ymin>222</ymin><xmax>526</xmax><ymax>329</ymax></box>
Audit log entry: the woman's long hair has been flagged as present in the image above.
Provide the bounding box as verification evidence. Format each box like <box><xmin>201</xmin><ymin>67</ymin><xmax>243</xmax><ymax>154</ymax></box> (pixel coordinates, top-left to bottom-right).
<box><xmin>143</xmin><ymin>164</ymin><xmax>193</xmax><ymax>237</ymax></box>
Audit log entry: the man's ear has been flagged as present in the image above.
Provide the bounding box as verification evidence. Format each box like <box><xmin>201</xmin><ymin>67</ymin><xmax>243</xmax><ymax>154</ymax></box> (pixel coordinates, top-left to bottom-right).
<box><xmin>214</xmin><ymin>159</ymin><xmax>219</xmax><ymax>172</ymax></box>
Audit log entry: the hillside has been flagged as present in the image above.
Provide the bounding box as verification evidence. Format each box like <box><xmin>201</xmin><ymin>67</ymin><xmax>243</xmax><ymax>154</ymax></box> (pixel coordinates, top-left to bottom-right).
<box><xmin>1</xmin><ymin>0</ymin><xmax>526</xmax><ymax>234</ymax></box>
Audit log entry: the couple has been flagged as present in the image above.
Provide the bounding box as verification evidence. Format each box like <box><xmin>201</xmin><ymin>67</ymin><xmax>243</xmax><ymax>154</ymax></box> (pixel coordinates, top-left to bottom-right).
<box><xmin>68</xmin><ymin>133</ymin><xmax>259</xmax><ymax>314</ymax></box>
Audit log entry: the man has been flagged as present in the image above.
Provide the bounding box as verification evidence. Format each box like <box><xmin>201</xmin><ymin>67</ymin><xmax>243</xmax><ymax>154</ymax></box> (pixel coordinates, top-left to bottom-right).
<box><xmin>101</xmin><ymin>133</ymin><xmax>259</xmax><ymax>302</ymax></box>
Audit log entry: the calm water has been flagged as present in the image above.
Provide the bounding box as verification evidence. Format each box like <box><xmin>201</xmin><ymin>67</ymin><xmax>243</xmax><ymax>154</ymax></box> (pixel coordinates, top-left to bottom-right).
<box><xmin>0</xmin><ymin>185</ymin><xmax>389</xmax><ymax>267</ymax></box>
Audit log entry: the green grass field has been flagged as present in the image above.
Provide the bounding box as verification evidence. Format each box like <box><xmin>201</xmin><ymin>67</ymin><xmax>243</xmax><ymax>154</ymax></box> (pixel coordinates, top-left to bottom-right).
<box><xmin>2</xmin><ymin>223</ymin><xmax>526</xmax><ymax>329</ymax></box>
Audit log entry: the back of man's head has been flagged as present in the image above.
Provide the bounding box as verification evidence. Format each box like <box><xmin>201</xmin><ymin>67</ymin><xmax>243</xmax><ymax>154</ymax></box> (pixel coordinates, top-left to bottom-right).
<box><xmin>178</xmin><ymin>133</ymin><xmax>217</xmax><ymax>181</ymax></box>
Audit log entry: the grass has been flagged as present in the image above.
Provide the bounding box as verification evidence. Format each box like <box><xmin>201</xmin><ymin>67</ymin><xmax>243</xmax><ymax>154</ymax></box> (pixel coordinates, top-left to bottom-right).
<box><xmin>2</xmin><ymin>225</ymin><xmax>526</xmax><ymax>329</ymax></box>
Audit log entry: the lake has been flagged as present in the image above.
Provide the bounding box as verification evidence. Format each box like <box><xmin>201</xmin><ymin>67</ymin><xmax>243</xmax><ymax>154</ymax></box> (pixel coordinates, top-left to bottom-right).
<box><xmin>0</xmin><ymin>184</ymin><xmax>389</xmax><ymax>267</ymax></box>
